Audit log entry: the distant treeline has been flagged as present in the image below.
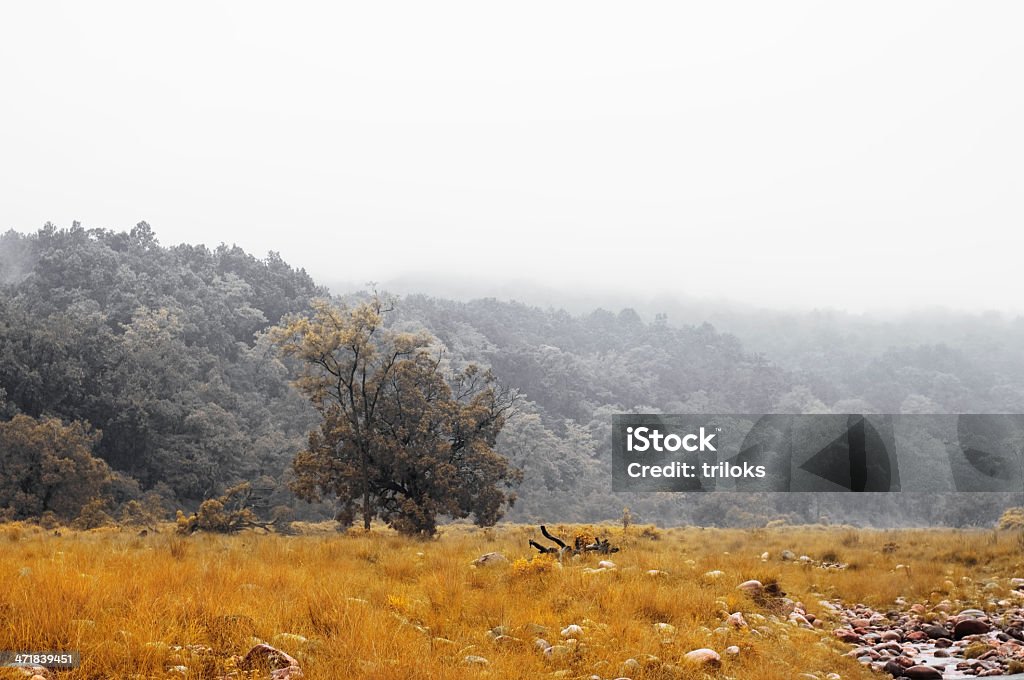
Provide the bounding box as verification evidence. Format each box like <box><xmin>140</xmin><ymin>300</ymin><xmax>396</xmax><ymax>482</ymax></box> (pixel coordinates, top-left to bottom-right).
<box><xmin>0</xmin><ymin>224</ymin><xmax>1021</xmax><ymax>527</ymax></box>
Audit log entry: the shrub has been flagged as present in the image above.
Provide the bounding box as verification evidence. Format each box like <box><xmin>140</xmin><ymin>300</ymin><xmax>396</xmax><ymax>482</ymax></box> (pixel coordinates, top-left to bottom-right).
<box><xmin>73</xmin><ymin>498</ymin><xmax>112</xmax><ymax>530</ymax></box>
<box><xmin>997</xmin><ymin>507</ymin><xmax>1024</xmax><ymax>530</ymax></box>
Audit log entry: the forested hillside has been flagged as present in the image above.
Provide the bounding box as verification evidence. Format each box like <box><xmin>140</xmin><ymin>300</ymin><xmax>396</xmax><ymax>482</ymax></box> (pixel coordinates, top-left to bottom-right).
<box><xmin>1</xmin><ymin>224</ymin><xmax>1021</xmax><ymax>528</ymax></box>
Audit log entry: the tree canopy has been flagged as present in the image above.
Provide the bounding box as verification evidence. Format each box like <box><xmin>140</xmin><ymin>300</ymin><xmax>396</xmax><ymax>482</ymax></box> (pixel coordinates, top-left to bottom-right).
<box><xmin>273</xmin><ymin>296</ymin><xmax>520</xmax><ymax>535</ymax></box>
<box><xmin>3</xmin><ymin>223</ymin><xmax>1024</xmax><ymax>529</ymax></box>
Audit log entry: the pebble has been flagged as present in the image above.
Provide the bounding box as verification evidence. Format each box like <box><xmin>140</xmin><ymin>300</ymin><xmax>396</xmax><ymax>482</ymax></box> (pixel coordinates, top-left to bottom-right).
<box><xmin>830</xmin><ymin>595</ymin><xmax>1024</xmax><ymax>679</ymax></box>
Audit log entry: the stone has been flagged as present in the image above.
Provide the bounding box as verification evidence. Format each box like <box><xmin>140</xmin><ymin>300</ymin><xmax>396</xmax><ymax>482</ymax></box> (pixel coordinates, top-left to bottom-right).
<box><xmin>272</xmin><ymin>633</ymin><xmax>308</xmax><ymax>647</ymax></box>
<box><xmin>781</xmin><ymin>550</ymin><xmax>797</xmax><ymax>561</ymax></box>
<box><xmin>597</xmin><ymin>560</ymin><xmax>617</xmax><ymax>569</ymax></box>
<box><xmin>16</xmin><ymin>668</ymin><xmax>53</xmax><ymax>680</ymax></box>
<box><xmin>683</xmin><ymin>648</ymin><xmax>721</xmax><ymax>666</ymax></box>
<box><xmin>654</xmin><ymin>622</ymin><xmax>676</xmax><ymax>635</ymax></box>
<box><xmin>726</xmin><ymin>612</ymin><xmax>747</xmax><ymax>628</ymax></box>
<box><xmin>544</xmin><ymin>645</ymin><xmax>571</xmax><ymax>660</ymax></box>
<box><xmin>239</xmin><ymin>643</ymin><xmax>303</xmax><ymax>680</ymax></box>
<box><xmin>491</xmin><ymin>635</ymin><xmax>522</xmax><ymax>648</ymax></box>
<box><xmin>472</xmin><ymin>552</ymin><xmax>508</xmax><ymax>567</ymax></box>
<box><xmin>902</xmin><ymin>666</ymin><xmax>943</xmax><ymax>679</ymax></box>
<box><xmin>737</xmin><ymin>579</ymin><xmax>763</xmax><ymax>594</ymax></box>
<box><xmin>560</xmin><ymin>624</ymin><xmax>583</xmax><ymax>638</ymax></box>
<box><xmin>954</xmin><ymin>618</ymin><xmax>990</xmax><ymax>639</ymax></box>
<box><xmin>834</xmin><ymin>629</ymin><xmax>862</xmax><ymax>643</ymax></box>
<box><xmin>463</xmin><ymin>655</ymin><xmax>489</xmax><ymax>666</ymax></box>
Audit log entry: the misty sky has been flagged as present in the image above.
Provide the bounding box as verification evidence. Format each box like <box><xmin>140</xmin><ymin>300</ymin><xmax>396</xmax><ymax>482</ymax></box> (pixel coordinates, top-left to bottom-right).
<box><xmin>2</xmin><ymin>2</ymin><xmax>1022</xmax><ymax>314</ymax></box>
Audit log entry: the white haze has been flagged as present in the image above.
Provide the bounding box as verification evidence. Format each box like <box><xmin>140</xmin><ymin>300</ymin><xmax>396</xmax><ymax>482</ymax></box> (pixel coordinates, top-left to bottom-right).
<box><xmin>1</xmin><ymin>2</ymin><xmax>1023</xmax><ymax>314</ymax></box>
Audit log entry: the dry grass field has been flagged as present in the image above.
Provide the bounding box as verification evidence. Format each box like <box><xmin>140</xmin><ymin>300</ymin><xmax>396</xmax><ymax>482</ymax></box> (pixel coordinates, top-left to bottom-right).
<box><xmin>2</xmin><ymin>521</ymin><xmax>1024</xmax><ymax>679</ymax></box>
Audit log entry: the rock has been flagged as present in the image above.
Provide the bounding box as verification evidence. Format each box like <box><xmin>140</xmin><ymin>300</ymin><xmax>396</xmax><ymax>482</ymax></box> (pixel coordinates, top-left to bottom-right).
<box><xmin>760</xmin><ymin>551</ymin><xmax>770</xmax><ymax>560</ymax></box>
<box><xmin>702</xmin><ymin>569</ymin><xmax>725</xmax><ymax>581</ymax></box>
<box><xmin>789</xmin><ymin>613</ymin><xmax>812</xmax><ymax>628</ymax></box>
<box><xmin>621</xmin><ymin>658</ymin><xmax>641</xmax><ymax>673</ymax></box>
<box><xmin>954</xmin><ymin>618</ymin><xmax>990</xmax><ymax>639</ymax></box>
<box><xmin>472</xmin><ymin>552</ymin><xmax>507</xmax><ymax>567</ymax></box>
<box><xmin>15</xmin><ymin>668</ymin><xmax>53</xmax><ymax>680</ymax></box>
<box><xmin>834</xmin><ymin>628</ymin><xmax>862</xmax><ymax>643</ymax></box>
<box><xmin>902</xmin><ymin>666</ymin><xmax>943</xmax><ymax>679</ymax></box>
<box><xmin>544</xmin><ymin>645</ymin><xmax>571</xmax><ymax>660</ymax></box>
<box><xmin>683</xmin><ymin>648</ymin><xmax>721</xmax><ymax>666</ymax></box>
<box><xmin>647</xmin><ymin>569</ymin><xmax>668</xmax><ymax>577</ymax></box>
<box><xmin>534</xmin><ymin>638</ymin><xmax>551</xmax><ymax>651</ymax></box>
<box><xmin>737</xmin><ymin>579</ymin><xmax>763</xmax><ymax>594</ymax></box>
<box><xmin>491</xmin><ymin>635</ymin><xmax>522</xmax><ymax>648</ymax></box>
<box><xmin>560</xmin><ymin>624</ymin><xmax>583</xmax><ymax>638</ymax></box>
<box><xmin>463</xmin><ymin>655</ymin><xmax>489</xmax><ymax>666</ymax></box>
<box><xmin>725</xmin><ymin>645</ymin><xmax>740</xmax><ymax>656</ymax></box>
<box><xmin>597</xmin><ymin>560</ymin><xmax>617</xmax><ymax>569</ymax></box>
<box><xmin>654</xmin><ymin>622</ymin><xmax>676</xmax><ymax>635</ymax></box>
<box><xmin>239</xmin><ymin>644</ymin><xmax>303</xmax><ymax>679</ymax></box>
<box><xmin>919</xmin><ymin>624</ymin><xmax>947</xmax><ymax>639</ymax></box>
<box><xmin>272</xmin><ymin>633</ymin><xmax>308</xmax><ymax>647</ymax></box>
<box><xmin>726</xmin><ymin>612</ymin><xmax>747</xmax><ymax>628</ymax></box>
<box><xmin>882</xmin><ymin>659</ymin><xmax>906</xmax><ymax>676</ymax></box>
<box><xmin>781</xmin><ymin>550</ymin><xmax>797</xmax><ymax>561</ymax></box>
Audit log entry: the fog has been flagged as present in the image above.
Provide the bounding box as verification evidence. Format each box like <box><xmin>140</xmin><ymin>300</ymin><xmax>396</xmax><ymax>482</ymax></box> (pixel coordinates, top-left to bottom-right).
<box><xmin>2</xmin><ymin>2</ymin><xmax>1022</xmax><ymax>314</ymax></box>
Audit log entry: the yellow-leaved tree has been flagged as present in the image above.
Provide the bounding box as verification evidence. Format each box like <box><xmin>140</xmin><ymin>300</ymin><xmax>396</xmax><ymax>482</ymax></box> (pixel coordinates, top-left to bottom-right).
<box><xmin>271</xmin><ymin>294</ymin><xmax>520</xmax><ymax>536</ymax></box>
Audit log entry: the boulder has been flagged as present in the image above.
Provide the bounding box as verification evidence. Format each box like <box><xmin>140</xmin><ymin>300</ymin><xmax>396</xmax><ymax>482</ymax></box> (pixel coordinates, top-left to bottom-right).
<box><xmin>954</xmin><ymin>618</ymin><xmax>990</xmax><ymax>639</ymax></box>
<box><xmin>903</xmin><ymin>666</ymin><xmax>943</xmax><ymax>680</ymax></box>
<box><xmin>472</xmin><ymin>552</ymin><xmax>508</xmax><ymax>567</ymax></box>
<box><xmin>737</xmin><ymin>579</ymin><xmax>763</xmax><ymax>594</ymax></box>
<box><xmin>683</xmin><ymin>648</ymin><xmax>721</xmax><ymax>666</ymax></box>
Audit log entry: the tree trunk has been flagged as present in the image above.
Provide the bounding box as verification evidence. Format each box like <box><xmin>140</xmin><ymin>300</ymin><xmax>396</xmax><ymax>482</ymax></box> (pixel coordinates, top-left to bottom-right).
<box><xmin>361</xmin><ymin>449</ymin><xmax>371</xmax><ymax>531</ymax></box>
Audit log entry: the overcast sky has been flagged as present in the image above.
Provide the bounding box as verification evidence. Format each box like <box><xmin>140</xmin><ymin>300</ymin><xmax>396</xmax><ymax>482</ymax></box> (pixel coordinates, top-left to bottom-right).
<box><xmin>2</xmin><ymin>2</ymin><xmax>1022</xmax><ymax>314</ymax></box>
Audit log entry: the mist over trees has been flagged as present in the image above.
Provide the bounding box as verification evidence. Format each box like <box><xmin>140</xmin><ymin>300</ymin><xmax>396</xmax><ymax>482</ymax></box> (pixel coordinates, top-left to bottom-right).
<box><xmin>1</xmin><ymin>223</ymin><xmax>1022</xmax><ymax>528</ymax></box>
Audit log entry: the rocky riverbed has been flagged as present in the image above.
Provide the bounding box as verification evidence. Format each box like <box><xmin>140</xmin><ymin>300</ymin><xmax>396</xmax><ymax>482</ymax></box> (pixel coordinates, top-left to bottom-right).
<box><xmin>829</xmin><ymin>590</ymin><xmax>1024</xmax><ymax>678</ymax></box>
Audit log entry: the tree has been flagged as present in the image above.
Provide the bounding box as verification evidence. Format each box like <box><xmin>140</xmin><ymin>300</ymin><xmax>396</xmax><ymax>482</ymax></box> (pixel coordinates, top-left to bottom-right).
<box><xmin>0</xmin><ymin>414</ymin><xmax>112</xmax><ymax>520</ymax></box>
<box><xmin>272</xmin><ymin>295</ymin><xmax>520</xmax><ymax>535</ymax></box>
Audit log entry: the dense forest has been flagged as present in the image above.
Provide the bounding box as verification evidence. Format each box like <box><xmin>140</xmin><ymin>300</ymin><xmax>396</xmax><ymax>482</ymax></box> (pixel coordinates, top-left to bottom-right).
<box><xmin>1</xmin><ymin>224</ymin><xmax>1021</xmax><ymax>529</ymax></box>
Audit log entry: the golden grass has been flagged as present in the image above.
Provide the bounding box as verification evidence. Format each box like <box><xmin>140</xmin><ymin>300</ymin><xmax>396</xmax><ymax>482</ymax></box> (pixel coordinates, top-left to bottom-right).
<box><xmin>2</xmin><ymin>521</ymin><xmax>1023</xmax><ymax>679</ymax></box>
